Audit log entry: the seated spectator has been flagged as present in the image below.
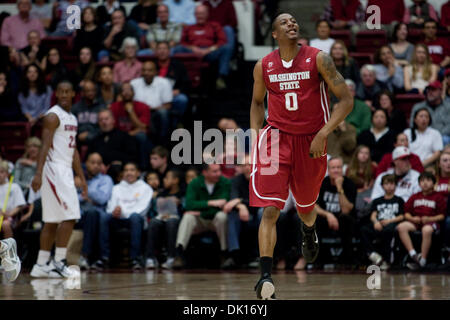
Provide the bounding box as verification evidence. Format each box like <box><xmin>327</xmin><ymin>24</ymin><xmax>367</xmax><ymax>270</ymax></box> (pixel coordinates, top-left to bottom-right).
<box><xmin>96</xmin><ymin>65</ymin><xmax>120</xmax><ymax>107</ymax></box>
<box><xmin>113</xmin><ymin>37</ymin><xmax>142</xmax><ymax>83</ymax></box>
<box><xmin>366</xmin><ymin>0</ymin><xmax>406</xmax><ymax>30</ymax></box>
<box><xmin>110</xmin><ymin>82</ymin><xmax>151</xmax><ymax>169</ymax></box>
<box><xmin>96</xmin><ymin>0</ymin><xmax>126</xmax><ymax>28</ymax></box>
<box><xmin>397</xmin><ymin>171</ymin><xmax>446</xmax><ymax>270</ymax></box>
<box><xmin>73</xmin><ymin>6</ymin><xmax>105</xmax><ymax>58</ymax></box>
<box><xmin>309</xmin><ymin>20</ymin><xmax>335</xmax><ymax>54</ymax></box>
<box><xmin>42</xmin><ymin>48</ymin><xmax>71</xmax><ymax>90</ymax></box>
<box><xmin>357</xmin><ymin>109</ymin><xmax>396</xmax><ymax>163</ymax></box>
<box><xmin>129</xmin><ymin>0</ymin><xmax>158</xmax><ymax>33</ymax></box>
<box><xmin>346</xmin><ymin>145</ymin><xmax>375</xmax><ymax>192</ymax></box>
<box><xmin>174</xmin><ymin>5</ymin><xmax>232</xmax><ymax>90</ymax></box>
<box><xmin>203</xmin><ymin>0</ymin><xmax>237</xmax><ymax>53</ymax></box>
<box><xmin>72</xmin><ymin>80</ymin><xmax>106</xmax><ymax>145</ymax></box>
<box><xmin>410</xmin><ymin>81</ymin><xmax>449</xmax><ymax>127</ymax></box>
<box><xmin>361</xmin><ymin>174</ymin><xmax>404</xmax><ymax>270</ymax></box>
<box><xmin>104</xmin><ymin>162</ymin><xmax>153</xmax><ymax>270</ymax></box>
<box><xmin>356</xmin><ymin>65</ymin><xmax>385</xmax><ymax>109</ymax></box>
<box><xmin>404</xmin><ymin>44</ymin><xmax>438</xmax><ymax>94</ymax></box>
<box><xmin>13</xmin><ymin>137</ymin><xmax>41</xmax><ymax>195</ymax></box>
<box><xmin>344</xmin><ymin>79</ymin><xmax>371</xmax><ymax>135</ymax></box>
<box><xmin>0</xmin><ymin>0</ymin><xmax>46</xmax><ymax>50</ymax></box>
<box><xmin>31</xmin><ymin>0</ymin><xmax>53</xmax><ymax>30</ymax></box>
<box><xmin>175</xmin><ymin>163</ymin><xmax>230</xmax><ymax>268</ymax></box>
<box><xmin>88</xmin><ymin>109</ymin><xmax>139</xmax><ymax>181</ymax></box>
<box><xmin>155</xmin><ymin>41</ymin><xmax>189</xmax><ymax>130</ymax></box>
<box><xmin>376</xmin><ymin>132</ymin><xmax>425</xmax><ymax>176</ymax></box>
<box><xmin>145</xmin><ymin>169</ymin><xmax>184</xmax><ymax>269</ymax></box>
<box><xmin>373</xmin><ymin>45</ymin><xmax>404</xmax><ymax>93</ymax></box>
<box><xmin>140</xmin><ymin>4</ymin><xmax>183</xmax><ymax>55</ymax></box>
<box><xmin>315</xmin><ymin>157</ymin><xmax>357</xmax><ymax>265</ymax></box>
<box><xmin>0</xmin><ymin>71</ymin><xmax>21</xmax><ymax>122</ymax></box>
<box><xmin>0</xmin><ymin>161</ymin><xmax>26</xmax><ymax>239</ymax></box>
<box><xmin>436</xmin><ymin>151</ymin><xmax>450</xmax><ymax>196</ymax></box>
<box><xmin>423</xmin><ymin>20</ymin><xmax>450</xmax><ymax>70</ymax></box>
<box><xmin>327</xmin><ymin>120</ymin><xmax>357</xmax><ymax>165</ymax></box>
<box><xmin>389</xmin><ymin>23</ymin><xmax>414</xmax><ymax>67</ymax></box>
<box><xmin>404</xmin><ymin>107</ymin><xmax>443</xmax><ymax>166</ymax></box>
<box><xmin>376</xmin><ymin>90</ymin><xmax>407</xmax><ymax>134</ymax></box>
<box><xmin>131</xmin><ymin>61</ymin><xmax>173</xmax><ymax>145</ymax></box>
<box><xmin>441</xmin><ymin>1</ymin><xmax>450</xmax><ymax>32</ymax></box>
<box><xmin>222</xmin><ymin>155</ymin><xmax>260</xmax><ymax>269</ymax></box>
<box><xmin>185</xmin><ymin>166</ymin><xmax>198</xmax><ymax>185</ymax></box>
<box><xmin>18</xmin><ymin>63</ymin><xmax>52</xmax><ymax>126</ymax></box>
<box><xmin>49</xmin><ymin>0</ymin><xmax>89</xmax><ymax>37</ymax></box>
<box><xmin>19</xmin><ymin>30</ymin><xmax>47</xmax><ymax>69</ymax></box>
<box><xmin>100</xmin><ymin>9</ymin><xmax>140</xmax><ymax>62</ymax></box>
<box><xmin>164</xmin><ymin>0</ymin><xmax>196</xmax><ymax>26</ymax></box>
<box><xmin>371</xmin><ymin>146</ymin><xmax>421</xmax><ymax>202</ymax></box>
<box><xmin>330</xmin><ymin>41</ymin><xmax>359</xmax><ymax>86</ymax></box>
<box><xmin>145</xmin><ymin>170</ymin><xmax>162</xmax><ymax>197</ymax></box>
<box><xmin>73</xmin><ymin>47</ymin><xmax>97</xmax><ymax>90</ymax></box>
<box><xmin>322</xmin><ymin>0</ymin><xmax>365</xmax><ymax>30</ymax></box>
<box><xmin>148</xmin><ymin>146</ymin><xmax>172</xmax><ymax>182</ymax></box>
<box><xmin>404</xmin><ymin>0</ymin><xmax>439</xmax><ymax>29</ymax></box>
<box><xmin>76</xmin><ymin>153</ymin><xmax>114</xmax><ymax>270</ymax></box>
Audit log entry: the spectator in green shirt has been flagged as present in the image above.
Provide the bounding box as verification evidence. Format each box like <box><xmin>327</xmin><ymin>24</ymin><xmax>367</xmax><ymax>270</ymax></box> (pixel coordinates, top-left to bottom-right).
<box><xmin>344</xmin><ymin>79</ymin><xmax>372</xmax><ymax>135</ymax></box>
<box><xmin>174</xmin><ymin>163</ymin><xmax>231</xmax><ymax>268</ymax></box>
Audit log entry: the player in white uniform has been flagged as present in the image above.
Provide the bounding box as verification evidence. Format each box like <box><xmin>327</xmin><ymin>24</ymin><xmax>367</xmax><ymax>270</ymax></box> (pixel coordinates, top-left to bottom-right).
<box><xmin>30</xmin><ymin>81</ymin><xmax>88</xmax><ymax>278</ymax></box>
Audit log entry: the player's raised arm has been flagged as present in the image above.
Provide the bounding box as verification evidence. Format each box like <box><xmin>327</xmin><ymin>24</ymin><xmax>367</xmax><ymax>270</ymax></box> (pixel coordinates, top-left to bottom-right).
<box><xmin>309</xmin><ymin>51</ymin><xmax>354</xmax><ymax>158</ymax></box>
<box><xmin>250</xmin><ymin>59</ymin><xmax>267</xmax><ymax>144</ymax></box>
<box><xmin>31</xmin><ymin>114</ymin><xmax>59</xmax><ymax>192</ymax></box>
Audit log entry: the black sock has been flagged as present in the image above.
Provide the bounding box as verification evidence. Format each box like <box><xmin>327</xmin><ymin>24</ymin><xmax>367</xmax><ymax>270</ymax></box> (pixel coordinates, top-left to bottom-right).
<box><xmin>302</xmin><ymin>222</ymin><xmax>315</xmax><ymax>233</ymax></box>
<box><xmin>260</xmin><ymin>256</ymin><xmax>273</xmax><ymax>278</ymax></box>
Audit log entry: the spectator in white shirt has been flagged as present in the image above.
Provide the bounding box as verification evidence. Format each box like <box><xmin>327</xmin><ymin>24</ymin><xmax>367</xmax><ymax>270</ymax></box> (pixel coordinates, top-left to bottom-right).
<box><xmin>0</xmin><ymin>161</ymin><xmax>26</xmax><ymax>238</ymax></box>
<box><xmin>371</xmin><ymin>147</ymin><xmax>422</xmax><ymax>202</ymax></box>
<box><xmin>309</xmin><ymin>20</ymin><xmax>335</xmax><ymax>54</ymax></box>
<box><xmin>104</xmin><ymin>162</ymin><xmax>153</xmax><ymax>270</ymax></box>
<box><xmin>131</xmin><ymin>61</ymin><xmax>173</xmax><ymax>146</ymax></box>
<box><xmin>404</xmin><ymin>107</ymin><xmax>443</xmax><ymax>167</ymax></box>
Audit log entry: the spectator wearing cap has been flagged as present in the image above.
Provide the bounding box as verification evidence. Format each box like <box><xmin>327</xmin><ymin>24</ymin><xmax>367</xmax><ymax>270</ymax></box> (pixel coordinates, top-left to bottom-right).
<box><xmin>110</xmin><ymin>82</ymin><xmax>151</xmax><ymax>169</ymax></box>
<box><xmin>309</xmin><ymin>20</ymin><xmax>335</xmax><ymax>54</ymax></box>
<box><xmin>405</xmin><ymin>107</ymin><xmax>443</xmax><ymax>166</ymax></box>
<box><xmin>0</xmin><ymin>0</ymin><xmax>46</xmax><ymax>50</ymax></box>
<box><xmin>113</xmin><ymin>37</ymin><xmax>143</xmax><ymax>83</ymax></box>
<box><xmin>174</xmin><ymin>4</ymin><xmax>232</xmax><ymax>90</ymax></box>
<box><xmin>376</xmin><ymin>132</ymin><xmax>424</xmax><ymax>177</ymax></box>
<box><xmin>371</xmin><ymin>146</ymin><xmax>421</xmax><ymax>202</ymax></box>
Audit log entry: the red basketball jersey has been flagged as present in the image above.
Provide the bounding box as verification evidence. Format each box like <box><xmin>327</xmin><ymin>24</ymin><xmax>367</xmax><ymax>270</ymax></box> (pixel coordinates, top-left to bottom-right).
<box><xmin>262</xmin><ymin>45</ymin><xmax>330</xmax><ymax>135</ymax></box>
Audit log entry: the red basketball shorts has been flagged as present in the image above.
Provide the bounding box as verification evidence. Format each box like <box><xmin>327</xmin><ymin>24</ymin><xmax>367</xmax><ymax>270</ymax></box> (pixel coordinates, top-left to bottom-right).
<box><xmin>249</xmin><ymin>125</ymin><xmax>327</xmax><ymax>213</ymax></box>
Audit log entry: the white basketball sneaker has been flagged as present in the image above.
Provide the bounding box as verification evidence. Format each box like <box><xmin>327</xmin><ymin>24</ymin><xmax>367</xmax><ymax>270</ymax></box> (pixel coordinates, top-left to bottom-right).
<box><xmin>49</xmin><ymin>259</ymin><xmax>79</xmax><ymax>278</ymax></box>
<box><xmin>30</xmin><ymin>262</ymin><xmax>52</xmax><ymax>278</ymax></box>
<box><xmin>0</xmin><ymin>238</ymin><xmax>21</xmax><ymax>282</ymax></box>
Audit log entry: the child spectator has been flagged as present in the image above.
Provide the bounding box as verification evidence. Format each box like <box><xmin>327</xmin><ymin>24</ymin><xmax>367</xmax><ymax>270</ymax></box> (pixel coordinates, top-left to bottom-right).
<box><xmin>146</xmin><ymin>171</ymin><xmax>162</xmax><ymax>198</ymax></box>
<box><xmin>309</xmin><ymin>20</ymin><xmax>335</xmax><ymax>54</ymax></box>
<box><xmin>360</xmin><ymin>174</ymin><xmax>404</xmax><ymax>270</ymax></box>
<box><xmin>146</xmin><ymin>169</ymin><xmax>184</xmax><ymax>269</ymax></box>
<box><xmin>397</xmin><ymin>171</ymin><xmax>447</xmax><ymax>270</ymax></box>
<box><xmin>185</xmin><ymin>167</ymin><xmax>198</xmax><ymax>185</ymax></box>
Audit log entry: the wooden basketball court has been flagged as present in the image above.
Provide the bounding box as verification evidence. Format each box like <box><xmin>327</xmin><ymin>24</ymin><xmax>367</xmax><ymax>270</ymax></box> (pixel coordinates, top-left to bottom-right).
<box><xmin>1</xmin><ymin>270</ymin><xmax>449</xmax><ymax>300</ymax></box>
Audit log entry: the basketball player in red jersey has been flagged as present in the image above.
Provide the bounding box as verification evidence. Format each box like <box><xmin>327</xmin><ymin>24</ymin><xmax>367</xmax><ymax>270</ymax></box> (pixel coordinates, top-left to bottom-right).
<box><xmin>250</xmin><ymin>13</ymin><xmax>353</xmax><ymax>299</ymax></box>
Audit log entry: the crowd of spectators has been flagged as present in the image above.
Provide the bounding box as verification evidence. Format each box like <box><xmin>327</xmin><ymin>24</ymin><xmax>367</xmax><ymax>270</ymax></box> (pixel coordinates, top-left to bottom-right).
<box><xmin>0</xmin><ymin>0</ymin><xmax>449</xmax><ymax>272</ymax></box>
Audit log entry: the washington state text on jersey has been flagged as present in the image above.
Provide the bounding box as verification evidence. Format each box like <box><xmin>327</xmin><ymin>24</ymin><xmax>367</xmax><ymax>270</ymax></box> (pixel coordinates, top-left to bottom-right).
<box><xmin>268</xmin><ymin>71</ymin><xmax>311</xmax><ymax>90</ymax></box>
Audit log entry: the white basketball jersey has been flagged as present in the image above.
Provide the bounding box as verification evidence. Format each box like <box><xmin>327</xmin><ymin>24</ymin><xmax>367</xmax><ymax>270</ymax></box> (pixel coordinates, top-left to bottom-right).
<box><xmin>45</xmin><ymin>105</ymin><xmax>78</xmax><ymax>167</ymax></box>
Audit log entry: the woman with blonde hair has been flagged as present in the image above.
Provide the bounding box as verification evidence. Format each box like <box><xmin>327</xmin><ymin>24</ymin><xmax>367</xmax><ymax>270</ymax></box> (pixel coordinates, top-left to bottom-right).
<box><xmin>14</xmin><ymin>137</ymin><xmax>41</xmax><ymax>195</ymax></box>
<box><xmin>330</xmin><ymin>40</ymin><xmax>359</xmax><ymax>84</ymax></box>
<box><xmin>404</xmin><ymin>44</ymin><xmax>438</xmax><ymax>94</ymax></box>
<box><xmin>346</xmin><ymin>145</ymin><xmax>376</xmax><ymax>192</ymax></box>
